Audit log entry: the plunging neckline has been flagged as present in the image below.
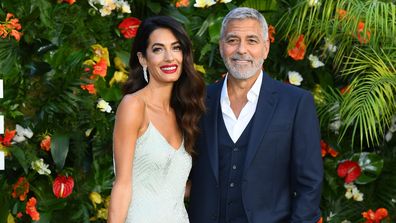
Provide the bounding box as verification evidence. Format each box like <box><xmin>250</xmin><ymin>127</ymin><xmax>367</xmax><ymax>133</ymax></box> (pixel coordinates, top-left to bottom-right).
<box><xmin>147</xmin><ymin>122</ymin><xmax>184</xmax><ymax>151</ymax></box>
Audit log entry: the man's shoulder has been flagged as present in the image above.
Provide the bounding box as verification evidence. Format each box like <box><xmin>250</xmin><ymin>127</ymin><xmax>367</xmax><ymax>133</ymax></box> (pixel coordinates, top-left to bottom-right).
<box><xmin>267</xmin><ymin>75</ymin><xmax>311</xmax><ymax>98</ymax></box>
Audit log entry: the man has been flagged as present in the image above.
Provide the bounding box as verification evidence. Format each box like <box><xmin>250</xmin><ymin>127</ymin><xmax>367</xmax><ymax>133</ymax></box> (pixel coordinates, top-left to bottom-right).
<box><xmin>188</xmin><ymin>7</ymin><xmax>323</xmax><ymax>223</ymax></box>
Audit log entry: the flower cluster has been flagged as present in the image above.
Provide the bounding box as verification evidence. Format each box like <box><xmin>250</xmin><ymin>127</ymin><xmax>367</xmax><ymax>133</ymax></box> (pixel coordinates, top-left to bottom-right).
<box><xmin>88</xmin><ymin>0</ymin><xmax>131</xmax><ymax>16</ymax></box>
<box><xmin>344</xmin><ymin>183</ymin><xmax>363</xmax><ymax>201</ymax></box>
<box><xmin>89</xmin><ymin>192</ymin><xmax>111</xmax><ymax>221</ymax></box>
<box><xmin>320</xmin><ymin>140</ymin><xmax>338</xmax><ymax>158</ymax></box>
<box><xmin>176</xmin><ymin>0</ymin><xmax>190</xmax><ymax>8</ymax></box>
<box><xmin>193</xmin><ymin>0</ymin><xmax>232</xmax><ymax>8</ymax></box>
<box><xmin>81</xmin><ymin>44</ymin><xmax>110</xmax><ymax>94</ymax></box>
<box><xmin>0</xmin><ymin>13</ymin><xmax>22</xmax><ymax>41</ymax></box>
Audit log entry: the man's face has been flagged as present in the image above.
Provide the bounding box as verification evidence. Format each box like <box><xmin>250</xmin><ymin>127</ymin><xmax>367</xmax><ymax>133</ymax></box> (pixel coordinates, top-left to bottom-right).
<box><xmin>220</xmin><ymin>18</ymin><xmax>269</xmax><ymax>80</ymax></box>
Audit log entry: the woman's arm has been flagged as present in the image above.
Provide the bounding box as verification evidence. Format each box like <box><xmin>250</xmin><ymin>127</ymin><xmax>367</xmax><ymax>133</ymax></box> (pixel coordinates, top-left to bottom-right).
<box><xmin>108</xmin><ymin>95</ymin><xmax>145</xmax><ymax>223</ymax></box>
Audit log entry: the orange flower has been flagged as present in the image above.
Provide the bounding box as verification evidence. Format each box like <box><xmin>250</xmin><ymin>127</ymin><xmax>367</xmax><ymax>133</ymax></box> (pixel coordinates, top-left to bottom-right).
<box><xmin>317</xmin><ymin>217</ymin><xmax>323</xmax><ymax>223</ymax></box>
<box><xmin>288</xmin><ymin>34</ymin><xmax>306</xmax><ymax>60</ymax></box>
<box><xmin>81</xmin><ymin>84</ymin><xmax>96</xmax><ymax>94</ymax></box>
<box><xmin>340</xmin><ymin>85</ymin><xmax>350</xmax><ymax>94</ymax></box>
<box><xmin>0</xmin><ymin>13</ymin><xmax>22</xmax><ymax>41</ymax></box>
<box><xmin>53</xmin><ymin>175</ymin><xmax>75</xmax><ymax>198</ymax></box>
<box><xmin>92</xmin><ymin>58</ymin><xmax>108</xmax><ymax>77</ymax></box>
<box><xmin>118</xmin><ymin>17</ymin><xmax>141</xmax><ymax>39</ymax></box>
<box><xmin>26</xmin><ymin>197</ymin><xmax>40</xmax><ymax>221</ymax></box>
<box><xmin>0</xmin><ymin>129</ymin><xmax>16</xmax><ymax>147</ymax></box>
<box><xmin>320</xmin><ymin>140</ymin><xmax>339</xmax><ymax>158</ymax></box>
<box><xmin>176</xmin><ymin>0</ymin><xmax>189</xmax><ymax>7</ymax></box>
<box><xmin>337</xmin><ymin>9</ymin><xmax>347</xmax><ymax>20</ymax></box>
<box><xmin>11</xmin><ymin>177</ymin><xmax>29</xmax><ymax>201</ymax></box>
<box><xmin>268</xmin><ymin>25</ymin><xmax>276</xmax><ymax>43</ymax></box>
<box><xmin>40</xmin><ymin>135</ymin><xmax>51</xmax><ymax>152</ymax></box>
<box><xmin>357</xmin><ymin>21</ymin><xmax>371</xmax><ymax>44</ymax></box>
<box><xmin>362</xmin><ymin>208</ymin><xmax>388</xmax><ymax>223</ymax></box>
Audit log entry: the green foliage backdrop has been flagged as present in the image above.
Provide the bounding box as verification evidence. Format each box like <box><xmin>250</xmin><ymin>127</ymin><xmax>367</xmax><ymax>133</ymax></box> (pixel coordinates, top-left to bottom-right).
<box><xmin>1</xmin><ymin>0</ymin><xmax>395</xmax><ymax>222</ymax></box>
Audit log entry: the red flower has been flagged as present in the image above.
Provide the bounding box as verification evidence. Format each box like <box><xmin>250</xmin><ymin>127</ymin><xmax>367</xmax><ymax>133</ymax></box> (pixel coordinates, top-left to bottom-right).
<box><xmin>320</xmin><ymin>140</ymin><xmax>338</xmax><ymax>158</ymax></box>
<box><xmin>0</xmin><ymin>13</ymin><xmax>23</xmax><ymax>41</ymax></box>
<box><xmin>288</xmin><ymin>34</ymin><xmax>306</xmax><ymax>60</ymax></box>
<box><xmin>92</xmin><ymin>58</ymin><xmax>108</xmax><ymax>77</ymax></box>
<box><xmin>340</xmin><ymin>85</ymin><xmax>350</xmax><ymax>94</ymax></box>
<box><xmin>53</xmin><ymin>175</ymin><xmax>74</xmax><ymax>198</ymax></box>
<box><xmin>81</xmin><ymin>84</ymin><xmax>96</xmax><ymax>94</ymax></box>
<box><xmin>268</xmin><ymin>25</ymin><xmax>276</xmax><ymax>43</ymax></box>
<box><xmin>0</xmin><ymin>129</ymin><xmax>16</xmax><ymax>146</ymax></box>
<box><xmin>12</xmin><ymin>176</ymin><xmax>30</xmax><ymax>201</ymax></box>
<box><xmin>62</xmin><ymin>0</ymin><xmax>76</xmax><ymax>4</ymax></box>
<box><xmin>26</xmin><ymin>197</ymin><xmax>40</xmax><ymax>221</ymax></box>
<box><xmin>118</xmin><ymin>17</ymin><xmax>141</xmax><ymax>39</ymax></box>
<box><xmin>362</xmin><ymin>208</ymin><xmax>388</xmax><ymax>223</ymax></box>
<box><xmin>16</xmin><ymin>212</ymin><xmax>23</xmax><ymax>218</ymax></box>
<box><xmin>40</xmin><ymin>135</ymin><xmax>51</xmax><ymax>152</ymax></box>
<box><xmin>337</xmin><ymin>160</ymin><xmax>361</xmax><ymax>183</ymax></box>
<box><xmin>317</xmin><ymin>217</ymin><xmax>323</xmax><ymax>223</ymax></box>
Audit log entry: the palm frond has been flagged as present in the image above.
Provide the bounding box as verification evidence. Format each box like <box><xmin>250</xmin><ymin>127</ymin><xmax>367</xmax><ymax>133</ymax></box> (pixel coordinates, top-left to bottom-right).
<box><xmin>339</xmin><ymin>47</ymin><xmax>396</xmax><ymax>147</ymax></box>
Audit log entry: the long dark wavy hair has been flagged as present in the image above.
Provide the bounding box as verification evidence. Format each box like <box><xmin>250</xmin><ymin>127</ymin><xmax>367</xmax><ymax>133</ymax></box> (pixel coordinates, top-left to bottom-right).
<box><xmin>123</xmin><ymin>16</ymin><xmax>205</xmax><ymax>155</ymax></box>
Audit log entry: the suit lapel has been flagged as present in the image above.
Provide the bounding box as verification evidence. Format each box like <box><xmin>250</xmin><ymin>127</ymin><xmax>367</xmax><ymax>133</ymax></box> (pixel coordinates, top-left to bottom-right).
<box><xmin>244</xmin><ymin>73</ymin><xmax>278</xmax><ymax>174</ymax></box>
<box><xmin>204</xmin><ymin>79</ymin><xmax>224</xmax><ymax>184</ymax></box>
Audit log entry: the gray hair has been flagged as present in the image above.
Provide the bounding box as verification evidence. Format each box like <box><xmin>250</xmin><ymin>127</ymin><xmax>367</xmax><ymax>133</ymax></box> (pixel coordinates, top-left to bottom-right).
<box><xmin>220</xmin><ymin>7</ymin><xmax>268</xmax><ymax>41</ymax></box>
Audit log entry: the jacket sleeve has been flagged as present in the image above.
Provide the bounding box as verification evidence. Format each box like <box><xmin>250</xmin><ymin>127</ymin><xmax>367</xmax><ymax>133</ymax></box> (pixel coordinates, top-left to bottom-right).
<box><xmin>290</xmin><ymin>91</ymin><xmax>323</xmax><ymax>223</ymax></box>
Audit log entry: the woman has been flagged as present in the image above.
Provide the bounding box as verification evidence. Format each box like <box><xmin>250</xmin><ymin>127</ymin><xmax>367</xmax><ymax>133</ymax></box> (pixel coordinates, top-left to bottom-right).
<box><xmin>108</xmin><ymin>16</ymin><xmax>205</xmax><ymax>223</ymax></box>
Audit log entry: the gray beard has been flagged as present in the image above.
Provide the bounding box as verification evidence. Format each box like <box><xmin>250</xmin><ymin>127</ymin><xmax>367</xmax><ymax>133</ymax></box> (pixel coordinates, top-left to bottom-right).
<box><xmin>222</xmin><ymin>55</ymin><xmax>264</xmax><ymax>80</ymax></box>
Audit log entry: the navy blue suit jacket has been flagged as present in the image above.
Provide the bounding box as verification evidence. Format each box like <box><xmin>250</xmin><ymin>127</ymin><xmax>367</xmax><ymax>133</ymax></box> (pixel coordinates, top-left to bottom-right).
<box><xmin>188</xmin><ymin>72</ymin><xmax>323</xmax><ymax>223</ymax></box>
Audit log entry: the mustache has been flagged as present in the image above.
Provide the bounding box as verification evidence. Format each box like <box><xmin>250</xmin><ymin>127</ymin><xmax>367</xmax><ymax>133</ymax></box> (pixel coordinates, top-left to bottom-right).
<box><xmin>230</xmin><ymin>54</ymin><xmax>253</xmax><ymax>61</ymax></box>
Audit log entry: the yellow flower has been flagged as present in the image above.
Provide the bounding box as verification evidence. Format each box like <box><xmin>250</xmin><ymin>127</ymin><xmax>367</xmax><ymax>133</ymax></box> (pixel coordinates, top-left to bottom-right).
<box><xmin>194</xmin><ymin>64</ymin><xmax>206</xmax><ymax>75</ymax></box>
<box><xmin>83</xmin><ymin>59</ymin><xmax>95</xmax><ymax>66</ymax></box>
<box><xmin>89</xmin><ymin>192</ymin><xmax>102</xmax><ymax>209</ymax></box>
<box><xmin>110</xmin><ymin>71</ymin><xmax>128</xmax><ymax>86</ymax></box>
<box><xmin>104</xmin><ymin>195</ymin><xmax>111</xmax><ymax>208</ymax></box>
<box><xmin>91</xmin><ymin>44</ymin><xmax>110</xmax><ymax>66</ymax></box>
<box><xmin>113</xmin><ymin>57</ymin><xmax>127</xmax><ymax>72</ymax></box>
<box><xmin>96</xmin><ymin>208</ymin><xmax>108</xmax><ymax>220</ymax></box>
<box><xmin>7</xmin><ymin>213</ymin><xmax>15</xmax><ymax>223</ymax></box>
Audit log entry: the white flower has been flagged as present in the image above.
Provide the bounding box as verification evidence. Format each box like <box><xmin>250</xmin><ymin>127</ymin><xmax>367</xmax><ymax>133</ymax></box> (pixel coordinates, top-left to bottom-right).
<box><xmin>97</xmin><ymin>99</ymin><xmax>112</xmax><ymax>113</ymax></box>
<box><xmin>385</xmin><ymin>131</ymin><xmax>393</xmax><ymax>142</ymax></box>
<box><xmin>194</xmin><ymin>0</ymin><xmax>216</xmax><ymax>8</ymax></box>
<box><xmin>308</xmin><ymin>0</ymin><xmax>320</xmax><ymax>7</ymax></box>
<box><xmin>326</xmin><ymin>211</ymin><xmax>336</xmax><ymax>222</ymax></box>
<box><xmin>31</xmin><ymin>159</ymin><xmax>51</xmax><ymax>175</ymax></box>
<box><xmin>219</xmin><ymin>0</ymin><xmax>232</xmax><ymax>3</ymax></box>
<box><xmin>325</xmin><ymin>38</ymin><xmax>337</xmax><ymax>53</ymax></box>
<box><xmin>329</xmin><ymin>113</ymin><xmax>341</xmax><ymax>134</ymax></box>
<box><xmin>344</xmin><ymin>183</ymin><xmax>364</xmax><ymax>201</ymax></box>
<box><xmin>13</xmin><ymin>124</ymin><xmax>34</xmax><ymax>143</ymax></box>
<box><xmin>341</xmin><ymin>220</ymin><xmax>352</xmax><ymax>223</ymax></box>
<box><xmin>117</xmin><ymin>1</ymin><xmax>131</xmax><ymax>13</ymax></box>
<box><xmin>287</xmin><ymin>71</ymin><xmax>303</xmax><ymax>86</ymax></box>
<box><xmin>308</xmin><ymin>54</ymin><xmax>325</xmax><ymax>68</ymax></box>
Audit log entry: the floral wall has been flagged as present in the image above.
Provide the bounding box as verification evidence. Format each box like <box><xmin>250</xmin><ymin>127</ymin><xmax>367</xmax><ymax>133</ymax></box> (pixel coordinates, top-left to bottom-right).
<box><xmin>0</xmin><ymin>0</ymin><xmax>395</xmax><ymax>222</ymax></box>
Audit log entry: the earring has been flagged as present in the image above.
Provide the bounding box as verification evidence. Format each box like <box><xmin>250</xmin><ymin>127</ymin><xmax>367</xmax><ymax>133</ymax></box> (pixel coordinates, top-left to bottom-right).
<box><xmin>143</xmin><ymin>66</ymin><xmax>148</xmax><ymax>82</ymax></box>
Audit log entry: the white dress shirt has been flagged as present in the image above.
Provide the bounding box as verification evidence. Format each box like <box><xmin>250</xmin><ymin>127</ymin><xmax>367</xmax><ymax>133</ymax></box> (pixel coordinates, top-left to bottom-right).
<box><xmin>220</xmin><ymin>71</ymin><xmax>263</xmax><ymax>143</ymax></box>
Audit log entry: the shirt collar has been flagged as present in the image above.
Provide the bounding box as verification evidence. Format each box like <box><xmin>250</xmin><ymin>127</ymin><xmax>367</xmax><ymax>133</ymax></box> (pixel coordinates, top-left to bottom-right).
<box><xmin>220</xmin><ymin>71</ymin><xmax>263</xmax><ymax>105</ymax></box>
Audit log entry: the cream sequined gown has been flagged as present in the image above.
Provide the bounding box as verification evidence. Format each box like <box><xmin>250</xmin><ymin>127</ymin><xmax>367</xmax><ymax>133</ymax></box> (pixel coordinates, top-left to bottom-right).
<box><xmin>124</xmin><ymin>122</ymin><xmax>191</xmax><ymax>223</ymax></box>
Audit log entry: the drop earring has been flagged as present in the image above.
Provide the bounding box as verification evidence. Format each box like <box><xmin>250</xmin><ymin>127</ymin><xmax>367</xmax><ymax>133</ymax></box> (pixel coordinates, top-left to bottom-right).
<box><xmin>143</xmin><ymin>66</ymin><xmax>148</xmax><ymax>82</ymax></box>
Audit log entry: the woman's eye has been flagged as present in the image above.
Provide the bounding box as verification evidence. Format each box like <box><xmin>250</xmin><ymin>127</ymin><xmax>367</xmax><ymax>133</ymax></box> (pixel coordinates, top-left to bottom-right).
<box><xmin>153</xmin><ymin>47</ymin><xmax>163</xmax><ymax>53</ymax></box>
<box><xmin>173</xmin><ymin>45</ymin><xmax>182</xmax><ymax>51</ymax></box>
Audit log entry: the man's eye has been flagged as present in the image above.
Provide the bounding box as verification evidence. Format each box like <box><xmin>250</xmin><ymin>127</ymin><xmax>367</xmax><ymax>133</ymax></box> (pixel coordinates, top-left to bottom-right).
<box><xmin>248</xmin><ymin>39</ymin><xmax>258</xmax><ymax>44</ymax></box>
<box><xmin>227</xmin><ymin>39</ymin><xmax>238</xmax><ymax>44</ymax></box>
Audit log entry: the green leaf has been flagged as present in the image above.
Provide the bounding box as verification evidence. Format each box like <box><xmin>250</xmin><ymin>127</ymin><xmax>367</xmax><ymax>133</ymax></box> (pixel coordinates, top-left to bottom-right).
<box><xmin>9</xmin><ymin>146</ymin><xmax>28</xmax><ymax>174</ymax></box>
<box><xmin>51</xmin><ymin>134</ymin><xmax>70</xmax><ymax>170</ymax></box>
<box><xmin>208</xmin><ymin>16</ymin><xmax>223</xmax><ymax>44</ymax></box>
<box><xmin>351</xmin><ymin>152</ymin><xmax>384</xmax><ymax>184</ymax></box>
<box><xmin>147</xmin><ymin>2</ymin><xmax>161</xmax><ymax>14</ymax></box>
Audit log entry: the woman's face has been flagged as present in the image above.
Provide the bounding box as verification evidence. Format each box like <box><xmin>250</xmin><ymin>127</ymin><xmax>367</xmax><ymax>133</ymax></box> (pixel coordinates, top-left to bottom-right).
<box><xmin>139</xmin><ymin>28</ymin><xmax>183</xmax><ymax>84</ymax></box>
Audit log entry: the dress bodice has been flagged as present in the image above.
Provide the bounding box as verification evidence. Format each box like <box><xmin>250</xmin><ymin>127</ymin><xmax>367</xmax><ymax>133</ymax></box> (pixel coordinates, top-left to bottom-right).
<box><xmin>125</xmin><ymin>122</ymin><xmax>191</xmax><ymax>223</ymax></box>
